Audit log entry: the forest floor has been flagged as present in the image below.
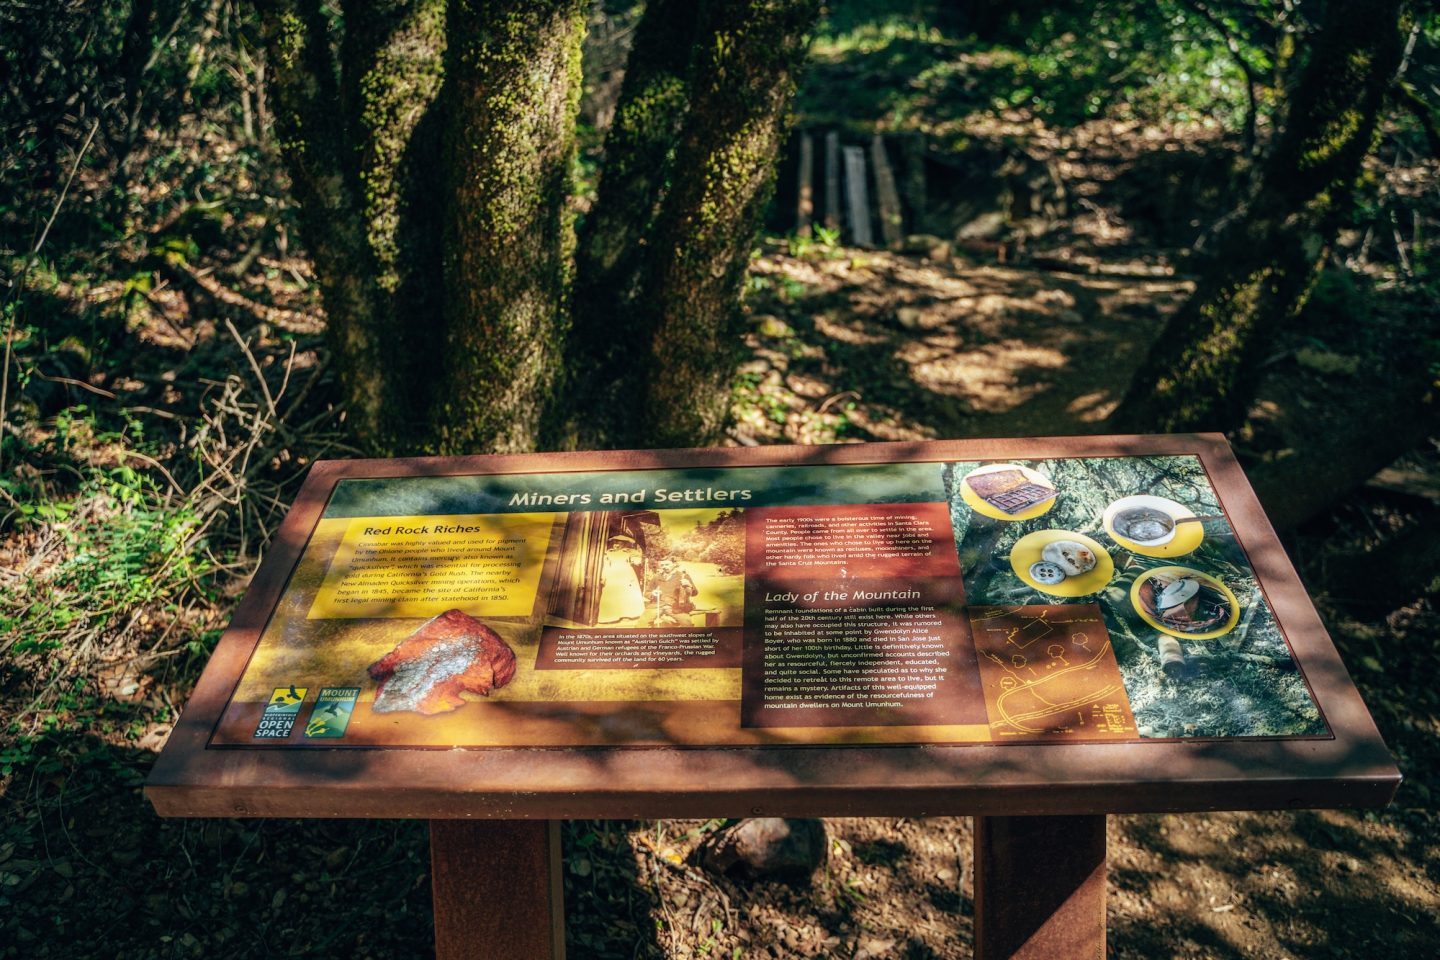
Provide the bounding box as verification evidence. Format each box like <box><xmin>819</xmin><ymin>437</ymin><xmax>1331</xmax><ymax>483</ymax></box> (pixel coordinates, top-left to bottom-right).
<box><xmin>4</xmin><ymin>127</ymin><xmax>1439</xmax><ymax>959</ymax></box>
<box><xmin>4</xmin><ymin>233</ymin><xmax>1438</xmax><ymax>960</ymax></box>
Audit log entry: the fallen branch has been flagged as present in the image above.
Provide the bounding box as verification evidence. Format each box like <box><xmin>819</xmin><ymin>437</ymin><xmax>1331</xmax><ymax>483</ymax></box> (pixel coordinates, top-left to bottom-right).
<box><xmin>159</xmin><ymin>257</ymin><xmax>323</xmax><ymax>334</ymax></box>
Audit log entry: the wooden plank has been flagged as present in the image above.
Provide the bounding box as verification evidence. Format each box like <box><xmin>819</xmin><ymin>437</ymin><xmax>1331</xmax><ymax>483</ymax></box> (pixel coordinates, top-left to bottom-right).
<box><xmin>974</xmin><ymin>815</ymin><xmax>1107</xmax><ymax>960</ymax></box>
<box><xmin>823</xmin><ymin>131</ymin><xmax>840</xmax><ymax>230</ymax></box>
<box><xmin>796</xmin><ymin>132</ymin><xmax>814</xmax><ymax>237</ymax></box>
<box><xmin>843</xmin><ymin>145</ymin><xmax>873</xmax><ymax>247</ymax></box>
<box><xmin>432</xmin><ymin>820</ymin><xmax>565</xmax><ymax>960</ymax></box>
<box><xmin>870</xmin><ymin>133</ymin><xmax>903</xmax><ymax>248</ymax></box>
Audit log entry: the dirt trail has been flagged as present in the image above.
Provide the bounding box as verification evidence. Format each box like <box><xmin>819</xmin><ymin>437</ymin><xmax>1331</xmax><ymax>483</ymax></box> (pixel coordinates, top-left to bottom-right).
<box><xmin>734</xmin><ymin>248</ymin><xmax>1190</xmax><ymax>446</ymax></box>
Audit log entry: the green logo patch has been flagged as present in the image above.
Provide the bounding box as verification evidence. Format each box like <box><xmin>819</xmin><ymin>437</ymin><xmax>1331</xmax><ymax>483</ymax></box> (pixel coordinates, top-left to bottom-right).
<box><xmin>304</xmin><ymin>687</ymin><xmax>360</xmax><ymax>739</ymax></box>
<box><xmin>254</xmin><ymin>686</ymin><xmax>308</xmax><ymax>739</ymax></box>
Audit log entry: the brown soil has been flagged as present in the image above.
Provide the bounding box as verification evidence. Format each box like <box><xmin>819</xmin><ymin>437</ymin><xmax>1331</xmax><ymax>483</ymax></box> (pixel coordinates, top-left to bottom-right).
<box><xmin>733</xmin><ymin>246</ymin><xmax>1189</xmax><ymax>446</ymax></box>
<box><xmin>703</xmin><ymin>243</ymin><xmax>1440</xmax><ymax>960</ymax></box>
<box><xmin>8</xmin><ymin>245</ymin><xmax>1437</xmax><ymax>960</ymax></box>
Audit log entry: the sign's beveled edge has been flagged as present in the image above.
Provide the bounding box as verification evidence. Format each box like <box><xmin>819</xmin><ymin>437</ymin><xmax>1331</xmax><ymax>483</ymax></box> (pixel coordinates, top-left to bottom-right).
<box><xmin>144</xmin><ymin>434</ymin><xmax>1402</xmax><ymax>819</ymax></box>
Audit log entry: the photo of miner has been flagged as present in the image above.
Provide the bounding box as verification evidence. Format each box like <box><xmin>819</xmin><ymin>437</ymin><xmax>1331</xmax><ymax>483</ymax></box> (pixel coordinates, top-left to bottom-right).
<box><xmin>651</xmin><ymin>557</ymin><xmax>699</xmax><ymax>626</ymax></box>
<box><xmin>546</xmin><ymin>508</ymin><xmax>743</xmax><ymax>629</ymax></box>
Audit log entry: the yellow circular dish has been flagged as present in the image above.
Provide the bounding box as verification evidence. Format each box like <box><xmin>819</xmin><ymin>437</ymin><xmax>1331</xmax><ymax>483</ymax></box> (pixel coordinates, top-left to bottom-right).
<box><xmin>1130</xmin><ymin>566</ymin><xmax>1240</xmax><ymax>640</ymax></box>
<box><xmin>1102</xmin><ymin>494</ymin><xmax>1205</xmax><ymax>558</ymax></box>
<box><xmin>1009</xmin><ymin>530</ymin><xmax>1115</xmax><ymax>597</ymax></box>
<box><xmin>960</xmin><ymin>463</ymin><xmax>1058</xmax><ymax>522</ymax></box>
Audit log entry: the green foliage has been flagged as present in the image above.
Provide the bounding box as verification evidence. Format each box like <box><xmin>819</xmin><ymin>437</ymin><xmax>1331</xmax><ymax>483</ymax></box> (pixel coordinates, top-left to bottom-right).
<box><xmin>787</xmin><ymin>225</ymin><xmax>843</xmax><ymax>258</ymax></box>
<box><xmin>1</xmin><ymin>466</ymin><xmax>209</xmax><ymax>654</ymax></box>
<box><xmin>801</xmin><ymin>0</ymin><xmax>1271</xmax><ymax>132</ymax></box>
<box><xmin>1005</xmin><ymin>2</ymin><xmax>1265</xmax><ymax>128</ymax></box>
<box><xmin>1</xmin><ymin>0</ymin><xmax>270</xmax><ymax>248</ymax></box>
<box><xmin>673</xmin><ymin>508</ymin><xmax>745</xmax><ymax>574</ymax></box>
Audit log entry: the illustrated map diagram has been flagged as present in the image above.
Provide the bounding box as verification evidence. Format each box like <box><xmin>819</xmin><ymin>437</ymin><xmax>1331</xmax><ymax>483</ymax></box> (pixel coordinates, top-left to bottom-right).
<box><xmin>969</xmin><ymin>605</ymin><xmax>1137</xmax><ymax>740</ymax></box>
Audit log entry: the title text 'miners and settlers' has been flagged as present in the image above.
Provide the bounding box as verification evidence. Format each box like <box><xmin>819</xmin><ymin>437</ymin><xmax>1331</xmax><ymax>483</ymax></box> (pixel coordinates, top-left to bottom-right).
<box><xmin>507</xmin><ymin>487</ymin><xmax>753</xmax><ymax>507</ymax></box>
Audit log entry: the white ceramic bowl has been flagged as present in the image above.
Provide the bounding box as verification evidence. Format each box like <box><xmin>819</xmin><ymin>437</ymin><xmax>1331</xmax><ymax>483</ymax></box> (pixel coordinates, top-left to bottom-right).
<box><xmin>1102</xmin><ymin>494</ymin><xmax>1189</xmax><ymax>547</ymax></box>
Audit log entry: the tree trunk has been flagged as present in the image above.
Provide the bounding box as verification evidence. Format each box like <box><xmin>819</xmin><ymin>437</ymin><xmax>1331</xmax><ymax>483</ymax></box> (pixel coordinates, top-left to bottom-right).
<box><xmin>640</xmin><ymin>0</ymin><xmax>821</xmax><ymax>447</ymax></box>
<box><xmin>433</xmin><ymin>0</ymin><xmax>586</xmax><ymax>454</ymax></box>
<box><xmin>260</xmin><ymin>0</ymin><xmax>392</xmax><ymax>446</ymax></box>
<box><xmin>115</xmin><ymin>0</ymin><xmax>157</xmax><ymax>176</ymax></box>
<box><xmin>1242</xmin><ymin>340</ymin><xmax>1439</xmax><ymax>531</ymax></box>
<box><xmin>1108</xmin><ymin>0</ymin><xmax>1407</xmax><ymax>434</ymax></box>
<box><xmin>261</xmin><ymin>0</ymin><xmax>815</xmax><ymax>454</ymax></box>
<box><xmin>566</xmin><ymin>0</ymin><xmax>702</xmax><ymax>447</ymax></box>
<box><xmin>1327</xmin><ymin>507</ymin><xmax>1440</xmax><ymax>611</ymax></box>
<box><xmin>261</xmin><ymin>0</ymin><xmax>581</xmax><ymax>455</ymax></box>
<box><xmin>340</xmin><ymin>0</ymin><xmax>448</xmax><ymax>448</ymax></box>
<box><xmin>577</xmin><ymin>0</ymin><xmax>697</xmax><ymax>282</ymax></box>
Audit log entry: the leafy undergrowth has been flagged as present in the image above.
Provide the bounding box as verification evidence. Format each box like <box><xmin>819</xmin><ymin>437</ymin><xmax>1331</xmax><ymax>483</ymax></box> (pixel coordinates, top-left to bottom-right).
<box><xmin>801</xmin><ymin>1</ymin><xmax>1259</xmax><ymax>134</ymax></box>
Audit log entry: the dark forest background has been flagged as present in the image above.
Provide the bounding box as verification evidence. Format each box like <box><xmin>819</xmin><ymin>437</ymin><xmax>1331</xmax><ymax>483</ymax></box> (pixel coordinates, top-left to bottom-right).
<box><xmin>2</xmin><ymin>1</ymin><xmax>1438</xmax><ymax>957</ymax></box>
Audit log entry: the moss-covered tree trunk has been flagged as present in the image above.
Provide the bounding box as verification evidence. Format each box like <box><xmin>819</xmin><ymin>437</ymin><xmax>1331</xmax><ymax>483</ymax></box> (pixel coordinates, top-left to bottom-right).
<box><xmin>577</xmin><ymin>0</ymin><xmax>697</xmax><ymax>288</ymax></box>
<box><xmin>638</xmin><ymin>0</ymin><xmax>821</xmax><ymax>447</ymax></box>
<box><xmin>1108</xmin><ymin>0</ymin><xmax>1408</xmax><ymax>434</ymax></box>
<box><xmin>342</xmin><ymin>0</ymin><xmax>449</xmax><ymax>445</ymax></box>
<box><xmin>566</xmin><ymin>0</ymin><xmax>701</xmax><ymax>447</ymax></box>
<box><xmin>261</xmin><ymin>0</ymin><xmax>815</xmax><ymax>454</ymax></box>
<box><xmin>258</xmin><ymin>0</ymin><xmax>447</xmax><ymax>452</ymax></box>
<box><xmin>433</xmin><ymin>0</ymin><xmax>585</xmax><ymax>454</ymax></box>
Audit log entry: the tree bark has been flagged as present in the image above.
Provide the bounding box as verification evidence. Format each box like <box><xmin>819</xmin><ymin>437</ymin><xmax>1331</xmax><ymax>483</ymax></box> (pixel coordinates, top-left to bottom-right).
<box><xmin>260</xmin><ymin>0</ymin><xmax>815</xmax><ymax>454</ymax></box>
<box><xmin>1327</xmin><ymin>507</ymin><xmax>1440</xmax><ymax>611</ymax></box>
<box><xmin>640</xmin><ymin>0</ymin><xmax>821</xmax><ymax>447</ymax></box>
<box><xmin>339</xmin><ymin>0</ymin><xmax>448</xmax><ymax>447</ymax></box>
<box><xmin>118</xmin><ymin>0</ymin><xmax>157</xmax><ymax>167</ymax></box>
<box><xmin>1242</xmin><ymin>344</ymin><xmax>1439</xmax><ymax>531</ymax></box>
<box><xmin>1108</xmin><ymin>0</ymin><xmax>1408</xmax><ymax>435</ymax></box>
<box><xmin>566</xmin><ymin>0</ymin><xmax>702</xmax><ymax>447</ymax></box>
<box><xmin>433</xmin><ymin>0</ymin><xmax>586</xmax><ymax>454</ymax></box>
<box><xmin>577</xmin><ymin>0</ymin><xmax>698</xmax><ymax>282</ymax></box>
<box><xmin>259</xmin><ymin>0</ymin><xmax>399</xmax><ymax>447</ymax></box>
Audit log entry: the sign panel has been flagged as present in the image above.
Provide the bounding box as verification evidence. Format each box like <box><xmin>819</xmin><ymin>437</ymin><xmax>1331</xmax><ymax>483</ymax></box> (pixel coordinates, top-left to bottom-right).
<box><xmin>209</xmin><ymin>452</ymin><xmax>1327</xmax><ymax>749</ymax></box>
<box><xmin>147</xmin><ymin>437</ymin><xmax>1401</xmax><ymax>820</ymax></box>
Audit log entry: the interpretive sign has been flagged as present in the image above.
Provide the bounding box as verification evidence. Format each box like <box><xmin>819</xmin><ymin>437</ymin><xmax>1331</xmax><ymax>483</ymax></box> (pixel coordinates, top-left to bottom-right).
<box><xmin>211</xmin><ymin>444</ymin><xmax>1325</xmax><ymax>749</ymax></box>
<box><xmin>148</xmin><ymin>435</ymin><xmax>1402</xmax><ymax>960</ymax></box>
<box><xmin>148</xmin><ymin>435</ymin><xmax>1398</xmax><ymax>821</ymax></box>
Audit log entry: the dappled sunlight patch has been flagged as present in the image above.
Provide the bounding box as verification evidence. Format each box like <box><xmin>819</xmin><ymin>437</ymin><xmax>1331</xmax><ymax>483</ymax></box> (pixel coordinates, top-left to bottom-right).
<box><xmin>903</xmin><ymin>339</ymin><xmax>1068</xmax><ymax>412</ymax></box>
<box><xmin>1065</xmin><ymin>389</ymin><xmax>1119</xmax><ymax>422</ymax></box>
<box><xmin>839</xmin><ymin>405</ymin><xmax>933</xmax><ymax>442</ymax></box>
<box><xmin>1094</xmin><ymin>280</ymin><xmax>1191</xmax><ymax>319</ymax></box>
<box><xmin>737</xmin><ymin>245</ymin><xmax>1192</xmax><ymax>442</ymax></box>
<box><xmin>812</xmin><ymin>313</ymin><xmax>890</xmax><ymax>346</ymax></box>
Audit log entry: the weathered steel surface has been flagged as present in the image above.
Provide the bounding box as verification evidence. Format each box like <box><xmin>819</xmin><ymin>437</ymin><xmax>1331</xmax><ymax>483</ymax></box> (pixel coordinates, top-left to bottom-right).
<box><xmin>974</xmin><ymin>815</ymin><xmax>1106</xmax><ymax>960</ymax></box>
<box><xmin>431</xmin><ymin>819</ymin><xmax>564</xmax><ymax>960</ymax></box>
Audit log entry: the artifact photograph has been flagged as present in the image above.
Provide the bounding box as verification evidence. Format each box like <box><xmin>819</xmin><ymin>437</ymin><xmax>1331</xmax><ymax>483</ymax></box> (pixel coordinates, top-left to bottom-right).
<box><xmin>545</xmin><ymin>507</ymin><xmax>745</xmax><ymax>630</ymax></box>
<box><xmin>945</xmin><ymin>455</ymin><xmax>1327</xmax><ymax>739</ymax></box>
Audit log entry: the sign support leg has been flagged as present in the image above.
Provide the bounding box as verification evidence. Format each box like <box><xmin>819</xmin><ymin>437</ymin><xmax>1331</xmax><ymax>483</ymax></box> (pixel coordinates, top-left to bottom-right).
<box><xmin>431</xmin><ymin>819</ymin><xmax>565</xmax><ymax>959</ymax></box>
<box><xmin>973</xmin><ymin>814</ymin><xmax>1107</xmax><ymax>960</ymax></box>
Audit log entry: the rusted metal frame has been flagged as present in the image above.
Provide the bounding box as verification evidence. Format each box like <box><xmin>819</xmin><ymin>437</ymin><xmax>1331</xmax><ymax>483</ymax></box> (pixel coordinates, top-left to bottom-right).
<box><xmin>431</xmin><ymin>819</ymin><xmax>565</xmax><ymax>960</ymax></box>
<box><xmin>146</xmin><ymin>434</ymin><xmax>1399</xmax><ymax>821</ymax></box>
<box><xmin>974</xmin><ymin>814</ymin><xmax>1107</xmax><ymax>960</ymax></box>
